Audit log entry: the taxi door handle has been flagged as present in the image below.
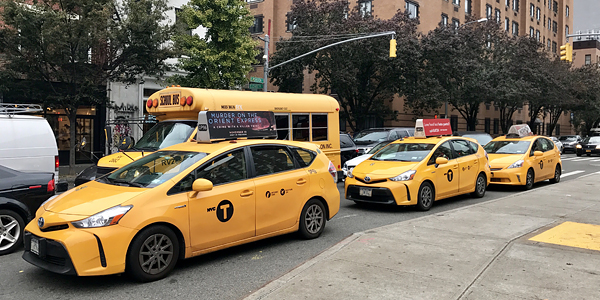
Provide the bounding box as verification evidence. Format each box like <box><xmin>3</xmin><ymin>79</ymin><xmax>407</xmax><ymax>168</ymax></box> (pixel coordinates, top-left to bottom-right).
<box><xmin>296</xmin><ymin>178</ymin><xmax>307</xmax><ymax>185</ymax></box>
<box><xmin>452</xmin><ymin>166</ymin><xmax>458</xmax><ymax>169</ymax></box>
<box><xmin>240</xmin><ymin>190</ymin><xmax>254</xmax><ymax>197</ymax></box>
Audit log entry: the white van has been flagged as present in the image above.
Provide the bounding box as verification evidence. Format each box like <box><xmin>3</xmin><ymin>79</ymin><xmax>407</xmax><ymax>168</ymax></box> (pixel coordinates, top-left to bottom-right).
<box><xmin>0</xmin><ymin>104</ymin><xmax>59</xmax><ymax>180</ymax></box>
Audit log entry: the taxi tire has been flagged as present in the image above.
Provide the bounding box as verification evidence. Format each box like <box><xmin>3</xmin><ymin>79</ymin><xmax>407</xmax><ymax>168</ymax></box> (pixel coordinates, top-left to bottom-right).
<box><xmin>523</xmin><ymin>169</ymin><xmax>534</xmax><ymax>190</ymax></box>
<box><xmin>0</xmin><ymin>210</ymin><xmax>24</xmax><ymax>255</ymax></box>
<box><xmin>471</xmin><ymin>173</ymin><xmax>487</xmax><ymax>198</ymax></box>
<box><xmin>549</xmin><ymin>164</ymin><xmax>561</xmax><ymax>184</ymax></box>
<box><xmin>126</xmin><ymin>225</ymin><xmax>180</xmax><ymax>282</ymax></box>
<box><xmin>298</xmin><ymin>199</ymin><xmax>326</xmax><ymax>240</ymax></box>
<box><xmin>416</xmin><ymin>182</ymin><xmax>434</xmax><ymax>211</ymax></box>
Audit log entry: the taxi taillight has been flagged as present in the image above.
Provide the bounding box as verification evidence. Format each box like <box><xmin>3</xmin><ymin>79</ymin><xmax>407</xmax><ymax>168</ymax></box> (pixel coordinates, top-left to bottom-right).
<box><xmin>186</xmin><ymin>96</ymin><xmax>193</xmax><ymax>106</ymax></box>
<box><xmin>328</xmin><ymin>161</ymin><xmax>338</xmax><ymax>182</ymax></box>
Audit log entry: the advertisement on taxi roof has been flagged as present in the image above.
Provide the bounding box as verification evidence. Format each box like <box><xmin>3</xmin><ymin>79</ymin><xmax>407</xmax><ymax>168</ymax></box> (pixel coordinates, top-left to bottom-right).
<box><xmin>197</xmin><ymin>111</ymin><xmax>277</xmax><ymax>142</ymax></box>
<box><xmin>422</xmin><ymin>119</ymin><xmax>452</xmax><ymax>136</ymax></box>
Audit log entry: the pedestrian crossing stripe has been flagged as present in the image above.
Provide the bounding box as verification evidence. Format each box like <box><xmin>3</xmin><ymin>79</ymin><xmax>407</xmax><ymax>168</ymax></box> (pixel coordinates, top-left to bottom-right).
<box><xmin>530</xmin><ymin>221</ymin><xmax>600</xmax><ymax>252</ymax></box>
<box><xmin>561</xmin><ymin>170</ymin><xmax>585</xmax><ymax>178</ymax></box>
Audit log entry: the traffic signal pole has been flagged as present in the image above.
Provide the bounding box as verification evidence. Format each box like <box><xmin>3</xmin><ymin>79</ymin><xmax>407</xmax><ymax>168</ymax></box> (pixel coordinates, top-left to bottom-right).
<box><xmin>261</xmin><ymin>31</ymin><xmax>396</xmax><ymax>92</ymax></box>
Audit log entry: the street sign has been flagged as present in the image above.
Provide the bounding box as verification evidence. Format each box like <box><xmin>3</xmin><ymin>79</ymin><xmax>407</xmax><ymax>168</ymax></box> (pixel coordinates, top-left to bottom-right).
<box><xmin>250</xmin><ymin>77</ymin><xmax>264</xmax><ymax>83</ymax></box>
<box><xmin>249</xmin><ymin>83</ymin><xmax>263</xmax><ymax>90</ymax></box>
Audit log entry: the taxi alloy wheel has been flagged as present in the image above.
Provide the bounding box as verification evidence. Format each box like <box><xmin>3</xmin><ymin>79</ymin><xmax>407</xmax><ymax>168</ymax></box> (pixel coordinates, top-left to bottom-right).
<box><xmin>0</xmin><ymin>210</ymin><xmax>24</xmax><ymax>255</ymax></box>
<box><xmin>127</xmin><ymin>225</ymin><xmax>179</xmax><ymax>282</ymax></box>
<box><xmin>417</xmin><ymin>182</ymin><xmax>434</xmax><ymax>211</ymax></box>
<box><xmin>299</xmin><ymin>199</ymin><xmax>326</xmax><ymax>239</ymax></box>
<box><xmin>472</xmin><ymin>173</ymin><xmax>487</xmax><ymax>198</ymax></box>
<box><xmin>524</xmin><ymin>169</ymin><xmax>534</xmax><ymax>190</ymax></box>
<box><xmin>550</xmin><ymin>165</ymin><xmax>561</xmax><ymax>184</ymax></box>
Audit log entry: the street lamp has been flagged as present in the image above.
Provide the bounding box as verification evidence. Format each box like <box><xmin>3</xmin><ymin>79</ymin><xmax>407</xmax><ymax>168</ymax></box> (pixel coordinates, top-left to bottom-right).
<box><xmin>445</xmin><ymin>17</ymin><xmax>488</xmax><ymax>119</ymax></box>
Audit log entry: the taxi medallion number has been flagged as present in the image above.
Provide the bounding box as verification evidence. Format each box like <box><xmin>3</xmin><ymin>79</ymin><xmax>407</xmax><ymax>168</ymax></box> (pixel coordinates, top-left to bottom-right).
<box><xmin>31</xmin><ymin>238</ymin><xmax>39</xmax><ymax>255</ymax></box>
<box><xmin>359</xmin><ymin>187</ymin><xmax>372</xmax><ymax>197</ymax></box>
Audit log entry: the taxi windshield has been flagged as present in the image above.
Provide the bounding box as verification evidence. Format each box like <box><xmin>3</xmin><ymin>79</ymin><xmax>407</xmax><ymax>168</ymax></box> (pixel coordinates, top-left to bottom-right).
<box><xmin>484</xmin><ymin>141</ymin><xmax>531</xmax><ymax>154</ymax></box>
<box><xmin>367</xmin><ymin>141</ymin><xmax>392</xmax><ymax>154</ymax></box>
<box><xmin>354</xmin><ymin>130</ymin><xmax>389</xmax><ymax>144</ymax></box>
<box><xmin>99</xmin><ymin>151</ymin><xmax>208</xmax><ymax>188</ymax></box>
<box><xmin>370</xmin><ymin>143</ymin><xmax>435</xmax><ymax>162</ymax></box>
<box><xmin>133</xmin><ymin>121</ymin><xmax>196</xmax><ymax>151</ymax></box>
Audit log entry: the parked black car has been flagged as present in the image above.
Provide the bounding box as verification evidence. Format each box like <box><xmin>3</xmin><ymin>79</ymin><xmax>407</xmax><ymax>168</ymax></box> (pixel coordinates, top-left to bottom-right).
<box><xmin>558</xmin><ymin>135</ymin><xmax>582</xmax><ymax>153</ymax></box>
<box><xmin>353</xmin><ymin>127</ymin><xmax>415</xmax><ymax>155</ymax></box>
<box><xmin>0</xmin><ymin>165</ymin><xmax>56</xmax><ymax>255</ymax></box>
<box><xmin>453</xmin><ymin>131</ymin><xmax>493</xmax><ymax>146</ymax></box>
<box><xmin>576</xmin><ymin>136</ymin><xmax>600</xmax><ymax>157</ymax></box>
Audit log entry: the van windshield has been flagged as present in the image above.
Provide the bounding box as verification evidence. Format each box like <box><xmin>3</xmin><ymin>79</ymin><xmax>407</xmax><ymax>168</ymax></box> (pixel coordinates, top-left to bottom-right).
<box><xmin>133</xmin><ymin>121</ymin><xmax>196</xmax><ymax>151</ymax></box>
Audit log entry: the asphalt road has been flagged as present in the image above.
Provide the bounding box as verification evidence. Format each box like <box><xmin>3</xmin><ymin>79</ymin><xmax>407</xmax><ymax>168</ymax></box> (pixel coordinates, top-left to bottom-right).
<box><xmin>1</xmin><ymin>153</ymin><xmax>598</xmax><ymax>300</ymax></box>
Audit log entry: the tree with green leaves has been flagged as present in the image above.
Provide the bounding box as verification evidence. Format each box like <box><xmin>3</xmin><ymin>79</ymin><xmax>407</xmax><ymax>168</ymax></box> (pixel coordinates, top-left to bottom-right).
<box><xmin>171</xmin><ymin>0</ymin><xmax>259</xmax><ymax>89</ymax></box>
<box><xmin>0</xmin><ymin>0</ymin><xmax>176</xmax><ymax>170</ymax></box>
<box><xmin>269</xmin><ymin>0</ymin><xmax>420</xmax><ymax>132</ymax></box>
<box><xmin>571</xmin><ymin>65</ymin><xmax>600</xmax><ymax>136</ymax></box>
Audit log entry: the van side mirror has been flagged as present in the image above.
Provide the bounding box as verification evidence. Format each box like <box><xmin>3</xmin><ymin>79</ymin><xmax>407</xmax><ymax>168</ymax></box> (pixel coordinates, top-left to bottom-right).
<box><xmin>192</xmin><ymin>178</ymin><xmax>213</xmax><ymax>192</ymax></box>
<box><xmin>435</xmin><ymin>157</ymin><xmax>449</xmax><ymax>165</ymax></box>
<box><xmin>534</xmin><ymin>150</ymin><xmax>543</xmax><ymax>157</ymax></box>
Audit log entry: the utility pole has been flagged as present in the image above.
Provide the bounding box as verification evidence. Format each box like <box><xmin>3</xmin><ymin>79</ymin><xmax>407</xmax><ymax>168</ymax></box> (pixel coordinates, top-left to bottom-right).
<box><xmin>263</xmin><ymin>35</ymin><xmax>269</xmax><ymax>92</ymax></box>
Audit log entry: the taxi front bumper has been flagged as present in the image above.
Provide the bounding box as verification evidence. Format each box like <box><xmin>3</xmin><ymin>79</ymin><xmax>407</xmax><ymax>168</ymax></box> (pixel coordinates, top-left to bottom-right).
<box><xmin>489</xmin><ymin>167</ymin><xmax>526</xmax><ymax>185</ymax></box>
<box><xmin>345</xmin><ymin>178</ymin><xmax>418</xmax><ymax>206</ymax></box>
<box><xmin>22</xmin><ymin>222</ymin><xmax>138</xmax><ymax>276</ymax></box>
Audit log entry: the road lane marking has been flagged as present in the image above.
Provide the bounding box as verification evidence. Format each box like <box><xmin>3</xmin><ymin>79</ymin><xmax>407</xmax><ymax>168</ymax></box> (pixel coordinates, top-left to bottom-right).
<box><xmin>569</xmin><ymin>158</ymin><xmax>595</xmax><ymax>162</ymax></box>
<box><xmin>561</xmin><ymin>170</ymin><xmax>585</xmax><ymax>178</ymax></box>
<box><xmin>530</xmin><ymin>221</ymin><xmax>600</xmax><ymax>251</ymax></box>
<box><xmin>592</xmin><ymin>159</ymin><xmax>600</xmax><ymax>162</ymax></box>
<box><xmin>560</xmin><ymin>157</ymin><xmax>578</xmax><ymax>161</ymax></box>
<box><xmin>335</xmin><ymin>214</ymin><xmax>358</xmax><ymax>220</ymax></box>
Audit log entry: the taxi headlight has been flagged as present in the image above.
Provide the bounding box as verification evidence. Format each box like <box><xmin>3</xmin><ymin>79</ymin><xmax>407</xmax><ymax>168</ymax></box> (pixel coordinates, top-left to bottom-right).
<box><xmin>507</xmin><ymin>160</ymin><xmax>524</xmax><ymax>169</ymax></box>
<box><xmin>576</xmin><ymin>144</ymin><xmax>582</xmax><ymax>149</ymax></box>
<box><xmin>389</xmin><ymin>170</ymin><xmax>416</xmax><ymax>181</ymax></box>
<box><xmin>72</xmin><ymin>205</ymin><xmax>133</xmax><ymax>228</ymax></box>
<box><xmin>347</xmin><ymin>168</ymin><xmax>354</xmax><ymax>178</ymax></box>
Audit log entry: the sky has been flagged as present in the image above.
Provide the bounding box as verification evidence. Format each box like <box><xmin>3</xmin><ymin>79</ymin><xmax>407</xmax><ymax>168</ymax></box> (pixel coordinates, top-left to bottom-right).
<box><xmin>573</xmin><ymin>0</ymin><xmax>600</xmax><ymax>33</ymax></box>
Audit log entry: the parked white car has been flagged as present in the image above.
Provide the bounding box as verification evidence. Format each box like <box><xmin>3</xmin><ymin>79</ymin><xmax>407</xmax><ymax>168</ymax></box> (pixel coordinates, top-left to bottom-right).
<box><xmin>342</xmin><ymin>140</ymin><xmax>393</xmax><ymax>179</ymax></box>
<box><xmin>549</xmin><ymin>136</ymin><xmax>564</xmax><ymax>154</ymax></box>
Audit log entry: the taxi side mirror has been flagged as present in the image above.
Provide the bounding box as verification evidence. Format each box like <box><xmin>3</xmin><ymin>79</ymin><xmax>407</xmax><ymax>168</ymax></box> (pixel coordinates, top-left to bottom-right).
<box><xmin>192</xmin><ymin>178</ymin><xmax>213</xmax><ymax>192</ymax></box>
<box><xmin>435</xmin><ymin>157</ymin><xmax>449</xmax><ymax>165</ymax></box>
<box><xmin>534</xmin><ymin>151</ymin><xmax>543</xmax><ymax>157</ymax></box>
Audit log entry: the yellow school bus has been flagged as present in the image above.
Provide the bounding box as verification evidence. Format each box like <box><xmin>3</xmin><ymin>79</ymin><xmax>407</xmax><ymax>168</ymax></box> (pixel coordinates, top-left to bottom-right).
<box><xmin>76</xmin><ymin>87</ymin><xmax>341</xmax><ymax>184</ymax></box>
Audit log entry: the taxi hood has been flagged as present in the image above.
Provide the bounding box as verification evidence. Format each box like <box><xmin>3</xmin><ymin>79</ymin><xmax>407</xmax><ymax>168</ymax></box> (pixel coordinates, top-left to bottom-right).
<box><xmin>353</xmin><ymin>160</ymin><xmax>418</xmax><ymax>179</ymax></box>
<box><xmin>97</xmin><ymin>151</ymin><xmax>145</xmax><ymax>169</ymax></box>
<box><xmin>43</xmin><ymin>180</ymin><xmax>147</xmax><ymax>216</ymax></box>
<box><xmin>488</xmin><ymin>153</ymin><xmax>525</xmax><ymax>168</ymax></box>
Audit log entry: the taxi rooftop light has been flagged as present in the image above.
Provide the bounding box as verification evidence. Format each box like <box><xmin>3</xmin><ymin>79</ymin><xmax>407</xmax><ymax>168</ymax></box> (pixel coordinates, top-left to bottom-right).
<box><xmin>414</xmin><ymin>118</ymin><xmax>453</xmax><ymax>139</ymax></box>
<box><xmin>506</xmin><ymin>124</ymin><xmax>533</xmax><ymax>138</ymax></box>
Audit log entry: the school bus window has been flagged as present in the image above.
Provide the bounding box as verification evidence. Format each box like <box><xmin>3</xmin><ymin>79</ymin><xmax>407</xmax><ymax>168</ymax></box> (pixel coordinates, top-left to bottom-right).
<box><xmin>311</xmin><ymin>114</ymin><xmax>328</xmax><ymax>141</ymax></box>
<box><xmin>292</xmin><ymin>114</ymin><xmax>309</xmax><ymax>141</ymax></box>
<box><xmin>275</xmin><ymin>114</ymin><xmax>290</xmax><ymax>140</ymax></box>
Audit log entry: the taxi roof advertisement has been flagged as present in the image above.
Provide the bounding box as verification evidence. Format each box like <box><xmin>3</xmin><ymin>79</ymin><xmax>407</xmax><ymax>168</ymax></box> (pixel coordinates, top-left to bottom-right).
<box><xmin>422</xmin><ymin>119</ymin><xmax>452</xmax><ymax>136</ymax></box>
<box><xmin>197</xmin><ymin>111</ymin><xmax>277</xmax><ymax>142</ymax></box>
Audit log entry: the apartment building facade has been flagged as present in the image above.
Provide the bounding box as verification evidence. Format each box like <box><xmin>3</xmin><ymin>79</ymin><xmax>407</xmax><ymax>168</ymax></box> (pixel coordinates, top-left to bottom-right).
<box><xmin>572</xmin><ymin>39</ymin><xmax>600</xmax><ymax>67</ymax></box>
<box><xmin>247</xmin><ymin>0</ymin><xmax>574</xmax><ymax>135</ymax></box>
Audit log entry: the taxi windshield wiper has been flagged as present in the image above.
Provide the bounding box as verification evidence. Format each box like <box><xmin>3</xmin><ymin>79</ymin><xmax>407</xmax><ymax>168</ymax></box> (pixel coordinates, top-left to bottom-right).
<box><xmin>108</xmin><ymin>178</ymin><xmax>145</xmax><ymax>188</ymax></box>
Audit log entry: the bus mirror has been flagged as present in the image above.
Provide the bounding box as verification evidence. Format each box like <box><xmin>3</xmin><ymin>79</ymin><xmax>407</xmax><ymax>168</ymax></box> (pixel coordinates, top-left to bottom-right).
<box><xmin>192</xmin><ymin>178</ymin><xmax>213</xmax><ymax>192</ymax></box>
<box><xmin>118</xmin><ymin>136</ymin><xmax>135</xmax><ymax>151</ymax></box>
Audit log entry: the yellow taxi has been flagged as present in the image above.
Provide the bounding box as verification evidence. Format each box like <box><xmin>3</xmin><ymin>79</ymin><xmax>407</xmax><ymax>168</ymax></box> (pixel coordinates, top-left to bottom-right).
<box><xmin>345</xmin><ymin>119</ymin><xmax>491</xmax><ymax>211</ymax></box>
<box><xmin>22</xmin><ymin>120</ymin><xmax>340</xmax><ymax>282</ymax></box>
<box><xmin>483</xmin><ymin>125</ymin><xmax>562</xmax><ymax>189</ymax></box>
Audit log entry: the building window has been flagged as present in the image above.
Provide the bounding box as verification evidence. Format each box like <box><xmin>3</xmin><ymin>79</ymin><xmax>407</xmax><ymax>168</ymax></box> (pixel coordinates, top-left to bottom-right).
<box><xmin>536</xmin><ymin>30</ymin><xmax>540</xmax><ymax>42</ymax></box>
<box><xmin>585</xmin><ymin>54</ymin><xmax>592</xmax><ymax>65</ymax></box>
<box><xmin>553</xmin><ymin>1</ymin><xmax>558</xmax><ymax>13</ymax></box>
<box><xmin>451</xmin><ymin>115</ymin><xmax>459</xmax><ymax>131</ymax></box>
<box><xmin>512</xmin><ymin>21</ymin><xmax>519</xmax><ymax>36</ymax></box>
<box><xmin>495</xmin><ymin>9</ymin><xmax>501</xmax><ymax>23</ymax></box>
<box><xmin>359</xmin><ymin>0</ymin><xmax>372</xmax><ymax>17</ymax></box>
<box><xmin>175</xmin><ymin>8</ymin><xmax>192</xmax><ymax>36</ymax></box>
<box><xmin>530</xmin><ymin>27</ymin><xmax>535</xmax><ymax>37</ymax></box>
<box><xmin>512</xmin><ymin>0</ymin><xmax>518</xmax><ymax>11</ymax></box>
<box><xmin>536</xmin><ymin>7</ymin><xmax>541</xmax><ymax>20</ymax></box>
<box><xmin>250</xmin><ymin>15</ymin><xmax>264</xmax><ymax>34</ymax></box>
<box><xmin>465</xmin><ymin>0</ymin><xmax>471</xmax><ymax>14</ymax></box>
<box><xmin>453</xmin><ymin>0</ymin><xmax>460</xmax><ymax>6</ymax></box>
<box><xmin>505</xmin><ymin>18</ymin><xmax>510</xmax><ymax>31</ymax></box>
<box><xmin>286</xmin><ymin>14</ymin><xmax>297</xmax><ymax>31</ymax></box>
<box><xmin>493</xmin><ymin>118</ymin><xmax>499</xmax><ymax>134</ymax></box>
<box><xmin>555</xmin><ymin>124</ymin><xmax>560</xmax><ymax>135</ymax></box>
<box><xmin>566</xmin><ymin>5</ymin><xmax>569</xmax><ymax>17</ymax></box>
<box><xmin>565</xmin><ymin>25</ymin><xmax>569</xmax><ymax>36</ymax></box>
<box><xmin>452</xmin><ymin>18</ymin><xmax>460</xmax><ymax>30</ymax></box>
<box><xmin>505</xmin><ymin>0</ymin><xmax>509</xmax><ymax>7</ymax></box>
<box><xmin>552</xmin><ymin>21</ymin><xmax>557</xmax><ymax>33</ymax></box>
<box><xmin>486</xmin><ymin>5</ymin><xmax>492</xmax><ymax>19</ymax></box>
<box><xmin>484</xmin><ymin>118</ymin><xmax>491</xmax><ymax>133</ymax></box>
<box><xmin>548</xmin><ymin>0</ymin><xmax>551</xmax><ymax>10</ymax></box>
<box><xmin>406</xmin><ymin>1</ymin><xmax>419</xmax><ymax>19</ymax></box>
<box><xmin>548</xmin><ymin>17</ymin><xmax>552</xmax><ymax>30</ymax></box>
<box><xmin>552</xmin><ymin>41</ymin><xmax>557</xmax><ymax>53</ymax></box>
<box><xmin>516</xmin><ymin>120</ymin><xmax>523</xmax><ymax>124</ymax></box>
<box><xmin>441</xmin><ymin>14</ymin><xmax>448</xmax><ymax>27</ymax></box>
<box><xmin>530</xmin><ymin>4</ymin><xmax>535</xmax><ymax>17</ymax></box>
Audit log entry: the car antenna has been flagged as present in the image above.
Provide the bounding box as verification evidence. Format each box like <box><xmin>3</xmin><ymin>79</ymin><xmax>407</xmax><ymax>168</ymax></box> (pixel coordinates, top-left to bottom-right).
<box><xmin>120</xmin><ymin>149</ymin><xmax>135</xmax><ymax>161</ymax></box>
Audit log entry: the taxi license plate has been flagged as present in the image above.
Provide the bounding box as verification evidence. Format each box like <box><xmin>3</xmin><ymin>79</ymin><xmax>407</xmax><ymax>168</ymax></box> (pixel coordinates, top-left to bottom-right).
<box><xmin>31</xmin><ymin>238</ymin><xmax>39</xmax><ymax>255</ymax></box>
<box><xmin>587</xmin><ymin>150</ymin><xmax>591</xmax><ymax>153</ymax></box>
<box><xmin>359</xmin><ymin>188</ymin><xmax>372</xmax><ymax>197</ymax></box>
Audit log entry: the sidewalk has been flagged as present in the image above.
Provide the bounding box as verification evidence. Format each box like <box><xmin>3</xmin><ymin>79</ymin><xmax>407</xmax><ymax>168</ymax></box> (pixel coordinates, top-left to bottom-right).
<box><xmin>245</xmin><ymin>174</ymin><xmax>600</xmax><ymax>300</ymax></box>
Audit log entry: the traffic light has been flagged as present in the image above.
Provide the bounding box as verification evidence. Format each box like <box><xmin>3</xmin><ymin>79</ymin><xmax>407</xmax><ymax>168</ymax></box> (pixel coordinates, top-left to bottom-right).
<box><xmin>560</xmin><ymin>43</ymin><xmax>572</xmax><ymax>62</ymax></box>
<box><xmin>389</xmin><ymin>38</ymin><xmax>397</xmax><ymax>58</ymax></box>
